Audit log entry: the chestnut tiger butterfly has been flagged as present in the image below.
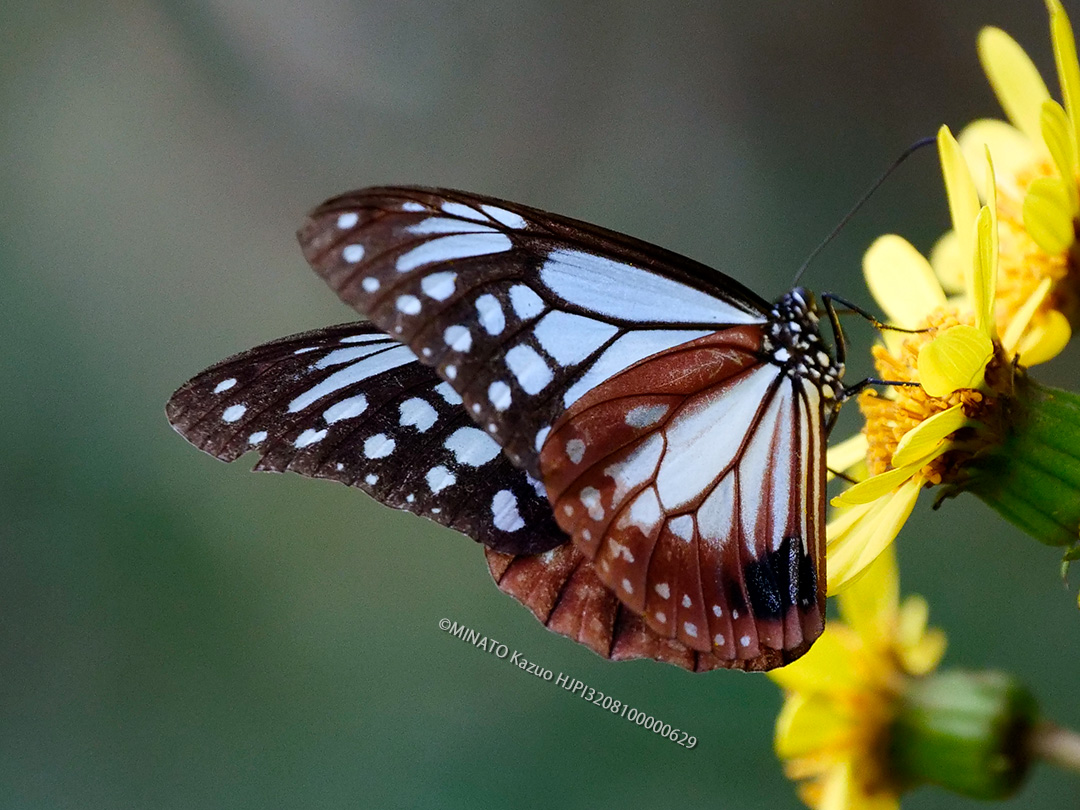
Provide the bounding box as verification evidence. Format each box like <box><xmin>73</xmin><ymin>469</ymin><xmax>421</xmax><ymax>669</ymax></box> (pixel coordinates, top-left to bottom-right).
<box><xmin>166</xmin><ymin>187</ymin><xmax>849</xmax><ymax>672</ymax></box>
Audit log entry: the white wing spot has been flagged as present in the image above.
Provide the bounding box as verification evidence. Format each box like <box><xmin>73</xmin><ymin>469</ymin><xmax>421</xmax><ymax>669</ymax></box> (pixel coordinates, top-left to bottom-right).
<box><xmin>213</xmin><ymin>378</ymin><xmax>236</xmax><ymax>394</ymax></box>
<box><xmin>535</xmin><ymin>425</ymin><xmax>551</xmax><ymax>452</ymax></box>
<box><xmin>323</xmin><ymin>394</ymin><xmax>368</xmax><ymax>424</ymax></box>
<box><xmin>444</xmin><ymin>427</ymin><xmax>501</xmax><ymax>466</ymax></box>
<box><xmin>714</xmin><ymin>634</ymin><xmax>725</xmax><ymax>646</ymax></box>
<box><xmin>732</xmin><ymin>610</ymin><xmax>740</xmax><ymax>620</ymax></box>
<box><xmin>421</xmin><ymin>271</ymin><xmax>457</xmax><ymax>301</ymax></box>
<box><xmin>443</xmin><ymin>325</ymin><xmax>472</xmax><ymax>352</ymax></box>
<box><xmin>335</xmin><ymin>462</ymin><xmax>344</xmax><ymax>471</ymax></box>
<box><xmin>434</xmin><ymin>382</ymin><xmax>462</xmax><ymax>405</ymax></box>
<box><xmin>395</xmin><ymin>233</ymin><xmax>511</xmax><ymax>272</ymax></box>
<box><xmin>406</xmin><ymin>217</ymin><xmax>495</xmax><ymax>235</ymax></box>
<box><xmin>362</xmin><ymin>277</ymin><xmax>380</xmax><ymax>292</ymax></box>
<box><xmin>401</xmin><ymin>201</ymin><xmax>425</xmax><ymax>212</ymax></box>
<box><xmin>295</xmin><ymin>428</ymin><xmax>328</xmax><ymax>448</ymax></box>
<box><xmin>399</xmin><ymin>398</ymin><xmax>438</xmax><ymax>432</ymax></box>
<box><xmin>406</xmin><ymin>493</ymin><xmax>415</xmax><ymax>503</ymax></box>
<box><xmin>580</xmin><ymin>528</ymin><xmax>591</xmax><ymax>541</ymax></box>
<box><xmin>532</xmin><ymin>310</ymin><xmax>618</xmax><ymax>366</ymax></box>
<box><xmin>221</xmin><ymin>404</ymin><xmax>246</xmax><ymax>423</ymax></box>
<box><xmin>621</xmin><ymin>578</ymin><xmax>634</xmax><ymax>594</ymax></box>
<box><xmin>492</xmin><ymin>490</ymin><xmax>525</xmax><ymax>532</ymax></box>
<box><xmin>625</xmin><ymin>403</ymin><xmax>669</xmax><ymax>429</ymax></box>
<box><xmin>476</xmin><ymin>294</ymin><xmax>506</xmax><ymax>335</ymax></box>
<box><xmin>248</xmin><ymin>431</ymin><xmax>267</xmax><ymax>445</ymax></box>
<box><xmin>739</xmin><ymin>635</ymin><xmax>751</xmax><ymax>648</ymax></box>
<box><xmin>445</xmin><ymin>365</ymin><xmax>457</xmax><ymax>380</ymax></box>
<box><xmin>471</xmin><ymin>403</ymin><xmax>481</xmax><ymax>413</ymax></box>
<box><xmin>684</xmin><ymin>622</ymin><xmax>698</xmax><ymax>638</ymax></box>
<box><xmin>342</xmin><ymin>244</ymin><xmax>365</xmax><ymax>263</ymax></box>
<box><xmin>505</xmin><ymin>345</ymin><xmax>553</xmax><ymax>394</ymax></box>
<box><xmin>365</xmin><ymin>473</ymin><xmax>378</xmax><ymax>485</ymax></box>
<box><xmin>364</xmin><ymin>433</ymin><xmax>396</xmax><ymax>458</ymax></box>
<box><xmin>712</xmin><ymin>604</ymin><xmax>723</xmax><ymax>617</ymax></box>
<box><xmin>336</xmin><ymin>212</ymin><xmax>359</xmax><ymax>229</ymax></box>
<box><xmin>396</xmin><ymin>294</ymin><xmax>422</xmax><ymax>315</ymax></box>
<box><xmin>488</xmin><ymin>381</ymin><xmax>512</xmax><ymax>411</ymax></box>
<box><xmin>579</xmin><ymin>487</ymin><xmax>604</xmax><ymax>521</ymax></box>
<box><xmin>509</xmin><ymin>284</ymin><xmax>544</xmax><ymax>319</ymax></box>
<box><xmin>441</xmin><ymin>201</ymin><xmax>486</xmax><ymax>221</ymax></box>
<box><xmin>668</xmin><ymin>514</ymin><xmax>694</xmax><ymax>542</ymax></box>
<box><xmin>655</xmin><ymin>583</ymin><xmax>670</xmax><ymax>599</ymax></box>
<box><xmin>655</xmin><ymin>611</ymin><xmax>667</xmax><ymax>623</ymax></box>
<box><xmin>426</xmin><ymin>465</ymin><xmax>456</xmax><ymax>493</ymax></box>
<box><xmin>608</xmin><ymin>539</ymin><xmax>634</xmax><ymax>563</ymax></box>
<box><xmin>565</xmin><ymin>438</ymin><xmax>586</xmax><ymax>464</ymax></box>
<box><xmin>681</xmin><ymin>594</ymin><xmax>692</xmax><ymax>608</ymax></box>
<box><xmin>480</xmin><ymin>204</ymin><xmax>527</xmax><ymax>229</ymax></box>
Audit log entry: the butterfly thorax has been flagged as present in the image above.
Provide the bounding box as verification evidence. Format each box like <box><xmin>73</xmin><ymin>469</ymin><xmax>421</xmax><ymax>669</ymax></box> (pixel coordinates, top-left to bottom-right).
<box><xmin>762</xmin><ymin>288</ymin><xmax>844</xmax><ymax>403</ymax></box>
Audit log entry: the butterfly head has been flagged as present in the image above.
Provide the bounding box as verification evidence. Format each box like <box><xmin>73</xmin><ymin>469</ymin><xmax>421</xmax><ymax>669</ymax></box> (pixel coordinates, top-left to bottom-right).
<box><xmin>765</xmin><ymin>288</ymin><xmax>845</xmax><ymax>402</ymax></box>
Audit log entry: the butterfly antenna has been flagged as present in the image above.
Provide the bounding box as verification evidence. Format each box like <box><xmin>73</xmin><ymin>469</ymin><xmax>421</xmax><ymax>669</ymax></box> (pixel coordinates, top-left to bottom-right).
<box><xmin>790</xmin><ymin>136</ymin><xmax>936</xmax><ymax>288</ymax></box>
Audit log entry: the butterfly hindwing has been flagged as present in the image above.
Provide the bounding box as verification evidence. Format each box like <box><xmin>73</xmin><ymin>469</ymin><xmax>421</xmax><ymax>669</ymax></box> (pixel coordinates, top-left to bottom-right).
<box><xmin>296</xmin><ymin>187</ymin><xmax>772</xmax><ymax>476</ymax></box>
<box><xmin>165</xmin><ymin>322</ymin><xmax>566</xmax><ymax>555</ymax></box>
<box><xmin>539</xmin><ymin>327</ymin><xmax>826</xmax><ymax>667</ymax></box>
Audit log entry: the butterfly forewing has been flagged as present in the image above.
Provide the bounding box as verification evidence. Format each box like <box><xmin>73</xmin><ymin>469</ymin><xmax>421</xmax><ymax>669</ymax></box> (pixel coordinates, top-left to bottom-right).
<box><xmin>538</xmin><ymin>327</ymin><xmax>826</xmax><ymax>666</ymax></box>
<box><xmin>165</xmin><ymin>322</ymin><xmax>566</xmax><ymax>555</ymax></box>
<box><xmin>296</xmin><ymin>187</ymin><xmax>771</xmax><ymax>476</ymax></box>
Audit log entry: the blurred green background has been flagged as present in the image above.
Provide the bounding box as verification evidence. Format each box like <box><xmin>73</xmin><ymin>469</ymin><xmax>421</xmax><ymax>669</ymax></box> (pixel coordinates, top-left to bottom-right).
<box><xmin>2</xmin><ymin>2</ymin><xmax>1077</xmax><ymax>808</ymax></box>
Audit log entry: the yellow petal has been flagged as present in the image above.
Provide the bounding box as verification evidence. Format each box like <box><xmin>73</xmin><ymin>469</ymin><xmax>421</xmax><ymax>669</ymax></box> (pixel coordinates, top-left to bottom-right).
<box><xmin>769</xmin><ymin>626</ymin><xmax>863</xmax><ymax>694</ymax></box>
<box><xmin>896</xmin><ymin>595</ymin><xmax>947</xmax><ymax>675</ymax></box>
<box><xmin>837</xmin><ymin>542</ymin><xmax>899</xmax><ymax>642</ymax></box>
<box><xmin>891</xmin><ymin>404</ymin><xmax>971</xmax><ymax>467</ymax></box>
<box><xmin>831</xmin><ymin>461</ymin><xmax>922</xmax><ymax>508</ymax></box>
<box><xmin>978</xmin><ymin>26</ymin><xmax>1053</xmax><ymax>142</ymax></box>
<box><xmin>1041</xmin><ymin>99</ymin><xmax>1080</xmax><ymax>214</ymax></box>
<box><xmin>863</xmin><ymin>235</ymin><xmax>947</xmax><ymax>329</ymax></box>
<box><xmin>929</xmin><ymin>229</ymin><xmax>968</xmax><ymax>295</ymax></box>
<box><xmin>1002</xmin><ymin>276</ymin><xmax>1053</xmax><ymax>354</ymax></box>
<box><xmin>775</xmin><ymin>692</ymin><xmax>855</xmax><ymax>759</ymax></box>
<box><xmin>1048</xmin><ymin>0</ymin><xmax>1080</xmax><ymax>150</ymax></box>
<box><xmin>1017</xmin><ymin>308</ymin><xmax>1072</xmax><ymax>365</ymax></box>
<box><xmin>937</xmin><ymin>125</ymin><xmax>982</xmax><ymax>244</ymax></box>
<box><xmin>826</xmin><ymin>433</ymin><xmax>869</xmax><ymax>481</ymax></box>
<box><xmin>1023</xmin><ymin>176</ymin><xmax>1076</xmax><ymax>254</ymax></box>
<box><xmin>974</xmin><ymin>196</ymin><xmax>998</xmax><ymax>339</ymax></box>
<box><xmin>827</xmin><ymin>477</ymin><xmax>923</xmax><ymax>593</ymax></box>
<box><xmin>916</xmin><ymin>324</ymin><xmax>993</xmax><ymax>396</ymax></box>
<box><xmin>958</xmin><ymin>119</ymin><xmax>1040</xmax><ymax>199</ymax></box>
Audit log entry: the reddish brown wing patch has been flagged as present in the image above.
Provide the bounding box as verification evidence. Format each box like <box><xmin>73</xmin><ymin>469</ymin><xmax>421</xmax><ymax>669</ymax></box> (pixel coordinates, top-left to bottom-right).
<box><xmin>538</xmin><ymin>328</ymin><xmax>824</xmax><ymax>670</ymax></box>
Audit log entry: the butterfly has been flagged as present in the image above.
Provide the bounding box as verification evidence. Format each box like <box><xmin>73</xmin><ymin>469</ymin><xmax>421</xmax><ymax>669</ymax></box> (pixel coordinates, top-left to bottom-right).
<box><xmin>167</xmin><ymin>187</ymin><xmax>846</xmax><ymax>672</ymax></box>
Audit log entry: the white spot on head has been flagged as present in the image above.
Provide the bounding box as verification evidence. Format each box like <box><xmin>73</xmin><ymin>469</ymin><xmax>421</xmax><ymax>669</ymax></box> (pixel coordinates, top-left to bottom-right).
<box><xmin>342</xmin><ymin>244</ymin><xmax>365</xmax><ymax>263</ymax></box>
<box><xmin>421</xmin><ymin>271</ymin><xmax>457</xmax><ymax>301</ymax></box>
<box><xmin>399</xmin><ymin>398</ymin><xmax>438</xmax><ymax>432</ymax></box>
<box><xmin>492</xmin><ymin>489</ymin><xmax>525</xmax><ymax>531</ymax></box>
<box><xmin>365</xmin><ymin>473</ymin><xmax>378</xmax><ymax>485</ymax></box>
<box><xmin>476</xmin><ymin>294</ymin><xmax>506</xmax><ymax>335</ymax></box>
<box><xmin>444</xmin><ymin>427</ymin><xmax>501</xmax><ymax>466</ymax></box>
<box><xmin>426</xmin><ymin>465</ymin><xmax>456</xmax><ymax>493</ymax></box>
<box><xmin>621</xmin><ymin>578</ymin><xmax>634</xmax><ymax>595</ymax></box>
<box><xmin>739</xmin><ymin>635</ymin><xmax>751</xmax><ymax>648</ymax></box>
<box><xmin>508</xmin><ymin>285</ymin><xmax>544</xmax><ymax>319</ymax></box>
<box><xmin>655</xmin><ymin>611</ymin><xmax>667</xmax><ymax>623</ymax></box>
<box><xmin>396</xmin><ymin>294</ymin><xmax>422</xmax><ymax>315</ymax></box>
<box><xmin>681</xmin><ymin>594</ymin><xmax>692</xmax><ymax>608</ymax></box>
<box><xmin>712</xmin><ymin>604</ymin><xmax>723</xmax><ymax>617</ymax></box>
<box><xmin>684</xmin><ymin>622</ymin><xmax>698</xmax><ymax>638</ymax></box>
<box><xmin>434</xmin><ymin>381</ymin><xmax>462</xmax><ymax>405</ymax></box>
<box><xmin>480</xmin><ymin>204</ymin><xmax>527</xmax><ymax>229</ymax></box>
<box><xmin>362</xmin><ymin>277</ymin><xmax>380</xmax><ymax>292</ymax></box>
<box><xmin>714</xmin><ymin>634</ymin><xmax>725</xmax><ymax>646</ymax></box>
<box><xmin>323</xmin><ymin>394</ymin><xmax>368</xmax><ymax>424</ymax></box>
<box><xmin>655</xmin><ymin>583</ymin><xmax>670</xmax><ymax>599</ymax></box>
<box><xmin>221</xmin><ymin>404</ymin><xmax>246</xmax><ymax>423</ymax></box>
<box><xmin>213</xmin><ymin>378</ymin><xmax>237</xmax><ymax>394</ymax></box>
<box><xmin>579</xmin><ymin>487</ymin><xmax>604</xmax><ymax>521</ymax></box>
<box><xmin>488</xmin><ymin>381</ymin><xmax>512</xmax><ymax>411</ymax></box>
<box><xmin>624</xmin><ymin>403</ymin><xmax>669</xmax><ymax>429</ymax></box>
<box><xmin>295</xmin><ymin>428</ymin><xmax>328</xmax><ymax>448</ymax></box>
<box><xmin>363</xmin><ymin>433</ymin><xmax>396</xmax><ymax>459</ymax></box>
<box><xmin>248</xmin><ymin>431</ymin><xmax>267</xmax><ymax>445</ymax></box>
<box><xmin>535</xmin><ymin>426</ymin><xmax>551</xmax><ymax>452</ymax></box>
<box><xmin>443</xmin><ymin>325</ymin><xmax>472</xmax><ymax>352</ymax></box>
<box><xmin>336</xmin><ymin>212</ymin><xmax>359</xmax><ymax>229</ymax></box>
<box><xmin>565</xmin><ymin>438</ymin><xmax>586</xmax><ymax>464</ymax></box>
<box><xmin>505</xmin><ymin>344</ymin><xmax>553</xmax><ymax>394</ymax></box>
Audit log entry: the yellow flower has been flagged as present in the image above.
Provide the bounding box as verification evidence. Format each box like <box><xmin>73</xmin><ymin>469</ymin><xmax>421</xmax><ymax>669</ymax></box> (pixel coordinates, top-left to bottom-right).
<box><xmin>825</xmin><ymin>127</ymin><xmax>1030</xmax><ymax>591</ymax></box>
<box><xmin>944</xmin><ymin>0</ymin><xmax>1079</xmax><ymax>363</ymax></box>
<box><xmin>769</xmin><ymin>545</ymin><xmax>946</xmax><ymax>810</ymax></box>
